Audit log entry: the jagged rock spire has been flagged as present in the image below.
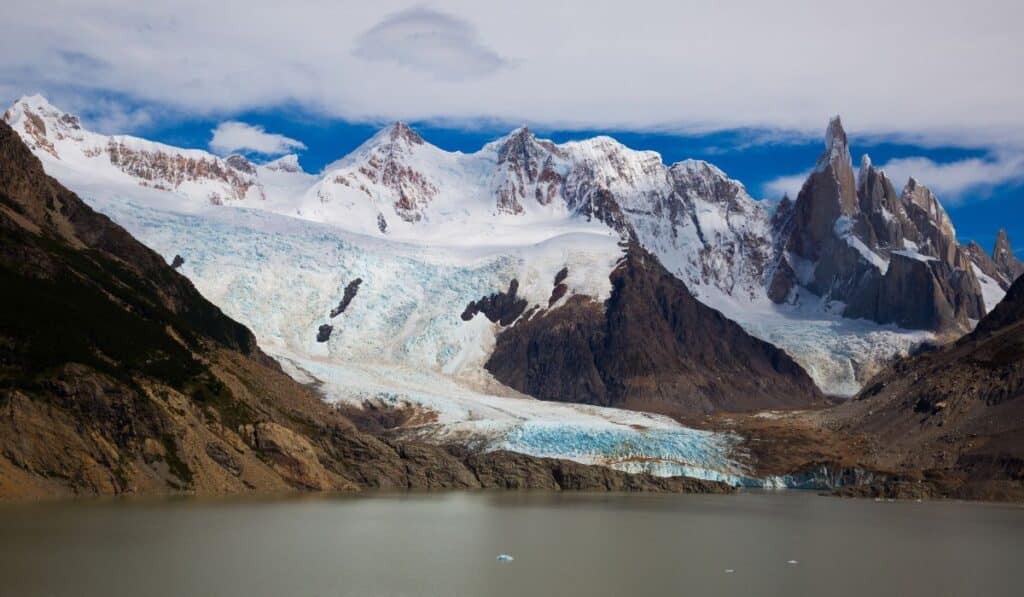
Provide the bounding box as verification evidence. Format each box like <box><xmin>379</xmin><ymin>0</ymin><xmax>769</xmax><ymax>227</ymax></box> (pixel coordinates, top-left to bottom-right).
<box><xmin>384</xmin><ymin>121</ymin><xmax>424</xmax><ymax>146</ymax></box>
<box><xmin>825</xmin><ymin>115</ymin><xmax>848</xmax><ymax>155</ymax></box>
<box><xmin>993</xmin><ymin>228</ymin><xmax>1024</xmax><ymax>284</ymax></box>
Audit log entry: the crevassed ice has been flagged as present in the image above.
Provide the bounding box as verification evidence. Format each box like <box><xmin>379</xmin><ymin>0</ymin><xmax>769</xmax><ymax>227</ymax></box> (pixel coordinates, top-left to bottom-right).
<box><xmin>81</xmin><ymin>190</ymin><xmax>756</xmax><ymax>483</ymax></box>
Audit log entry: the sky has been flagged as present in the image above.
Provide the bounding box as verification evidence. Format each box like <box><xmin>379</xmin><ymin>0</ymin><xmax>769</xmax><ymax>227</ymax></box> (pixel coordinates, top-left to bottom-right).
<box><xmin>0</xmin><ymin>0</ymin><xmax>1021</xmax><ymax>251</ymax></box>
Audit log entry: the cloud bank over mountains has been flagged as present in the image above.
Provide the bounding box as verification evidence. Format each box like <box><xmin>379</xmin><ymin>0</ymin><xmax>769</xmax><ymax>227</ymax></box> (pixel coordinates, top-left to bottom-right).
<box><xmin>2</xmin><ymin>0</ymin><xmax>1023</xmax><ymax>148</ymax></box>
<box><xmin>764</xmin><ymin>151</ymin><xmax>1024</xmax><ymax>204</ymax></box>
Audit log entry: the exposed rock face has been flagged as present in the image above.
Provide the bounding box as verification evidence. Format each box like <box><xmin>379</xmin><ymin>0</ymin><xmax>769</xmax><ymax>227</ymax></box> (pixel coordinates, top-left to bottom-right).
<box><xmin>2</xmin><ymin>95</ymin><xmax>264</xmax><ymax>205</ymax></box>
<box><xmin>492</xmin><ymin>127</ymin><xmax>565</xmax><ymax>214</ymax></box>
<box><xmin>769</xmin><ymin>117</ymin><xmax>985</xmax><ymax>332</ymax></box>
<box><xmin>316</xmin><ymin>324</ymin><xmax>333</xmax><ymax>343</ymax></box>
<box><xmin>0</xmin><ymin>120</ymin><xmax>732</xmax><ymax>500</ymax></box>
<box><xmin>323</xmin><ymin>122</ymin><xmax>438</xmax><ymax>223</ymax></box>
<box><xmin>548</xmin><ymin>266</ymin><xmax>569</xmax><ymax>306</ymax></box>
<box><xmin>484</xmin><ymin>244</ymin><xmax>823</xmax><ymax>416</ymax></box>
<box><xmin>225</xmin><ymin>154</ymin><xmax>256</xmax><ymax>175</ymax></box>
<box><xmin>330</xmin><ymin>278</ymin><xmax>362</xmax><ymax>317</ymax></box>
<box><xmin>856</xmin><ymin>155</ymin><xmax>918</xmax><ymax>251</ymax></box>
<box><xmin>832</xmin><ymin>273</ymin><xmax>1024</xmax><ymax>499</ymax></box>
<box><xmin>461</xmin><ymin>279</ymin><xmax>529</xmax><ymax>326</ymax></box>
<box><xmin>966</xmin><ymin>229</ymin><xmax>1023</xmax><ymax>293</ymax></box>
<box><xmin>967</xmin><ymin>241</ymin><xmax>1003</xmax><ymax>282</ymax></box>
<box><xmin>993</xmin><ymin>229</ymin><xmax>1024</xmax><ymax>285</ymax></box>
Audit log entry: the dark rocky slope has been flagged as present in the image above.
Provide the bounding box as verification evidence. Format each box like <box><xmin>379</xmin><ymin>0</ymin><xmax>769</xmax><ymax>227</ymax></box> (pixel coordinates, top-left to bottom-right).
<box><xmin>829</xmin><ymin>273</ymin><xmax>1024</xmax><ymax>499</ymax></box>
<box><xmin>0</xmin><ymin>120</ymin><xmax>730</xmax><ymax>500</ymax></box>
<box><xmin>483</xmin><ymin>243</ymin><xmax>824</xmax><ymax>416</ymax></box>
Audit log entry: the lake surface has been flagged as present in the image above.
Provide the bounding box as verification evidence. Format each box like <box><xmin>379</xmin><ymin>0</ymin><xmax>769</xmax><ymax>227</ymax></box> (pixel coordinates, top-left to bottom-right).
<box><xmin>1</xmin><ymin>491</ymin><xmax>1021</xmax><ymax>597</ymax></box>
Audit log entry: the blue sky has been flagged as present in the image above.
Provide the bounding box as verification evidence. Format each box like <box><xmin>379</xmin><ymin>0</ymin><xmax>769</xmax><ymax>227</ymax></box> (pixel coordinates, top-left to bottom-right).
<box><xmin>136</xmin><ymin>109</ymin><xmax>1023</xmax><ymax>254</ymax></box>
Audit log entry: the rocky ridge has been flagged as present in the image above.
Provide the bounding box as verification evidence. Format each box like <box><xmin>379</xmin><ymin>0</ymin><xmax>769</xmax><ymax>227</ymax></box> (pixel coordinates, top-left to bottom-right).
<box><xmin>480</xmin><ymin>243</ymin><xmax>824</xmax><ymax>416</ymax></box>
<box><xmin>3</xmin><ymin>95</ymin><xmax>264</xmax><ymax>206</ymax></box>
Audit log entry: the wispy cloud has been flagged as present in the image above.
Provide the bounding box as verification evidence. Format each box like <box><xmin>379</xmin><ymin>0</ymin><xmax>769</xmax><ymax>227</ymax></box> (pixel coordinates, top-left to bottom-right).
<box><xmin>870</xmin><ymin>154</ymin><xmax>1024</xmax><ymax>205</ymax></box>
<box><xmin>353</xmin><ymin>7</ymin><xmax>507</xmax><ymax>81</ymax></box>
<box><xmin>209</xmin><ymin>121</ymin><xmax>306</xmax><ymax>156</ymax></box>
<box><xmin>762</xmin><ymin>171</ymin><xmax>809</xmax><ymax>200</ymax></box>
<box><xmin>762</xmin><ymin>152</ymin><xmax>1024</xmax><ymax>205</ymax></box>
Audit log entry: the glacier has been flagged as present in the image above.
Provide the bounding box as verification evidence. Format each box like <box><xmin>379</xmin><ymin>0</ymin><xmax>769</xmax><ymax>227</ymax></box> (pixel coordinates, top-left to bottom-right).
<box><xmin>72</xmin><ymin>180</ymin><xmax>758</xmax><ymax>484</ymax></box>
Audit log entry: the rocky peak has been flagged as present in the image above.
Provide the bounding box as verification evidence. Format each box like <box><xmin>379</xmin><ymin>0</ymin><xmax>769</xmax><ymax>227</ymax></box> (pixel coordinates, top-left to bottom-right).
<box><xmin>319</xmin><ymin>121</ymin><xmax>438</xmax><ymax>222</ymax></box>
<box><xmin>779</xmin><ymin>116</ymin><xmax>860</xmax><ymax>266</ymax></box>
<box><xmin>262</xmin><ymin>154</ymin><xmax>303</xmax><ymax>173</ymax></box>
<box><xmin>769</xmin><ymin>117</ymin><xmax>986</xmax><ymax>331</ymax></box>
<box><xmin>491</xmin><ymin>127</ymin><xmax>565</xmax><ymax>214</ymax></box>
<box><xmin>902</xmin><ymin>178</ymin><xmax>953</xmax><ymax>232</ymax></box>
<box><xmin>670</xmin><ymin>159</ymin><xmax>752</xmax><ymax>210</ymax></box>
<box><xmin>495</xmin><ymin>127</ymin><xmax>545</xmax><ymax>164</ymax></box>
<box><xmin>993</xmin><ymin>228</ymin><xmax>1024</xmax><ymax>284</ymax></box>
<box><xmin>966</xmin><ymin>240</ymin><xmax>1005</xmax><ymax>287</ymax></box>
<box><xmin>384</xmin><ymin>121</ymin><xmax>423</xmax><ymax>146</ymax></box>
<box><xmin>225</xmin><ymin>154</ymin><xmax>256</xmax><ymax>175</ymax></box>
<box><xmin>857</xmin><ymin>153</ymin><xmax>872</xmax><ymax>185</ymax></box>
<box><xmin>900</xmin><ymin>178</ymin><xmax>959</xmax><ymax>266</ymax></box>
<box><xmin>855</xmin><ymin>154</ymin><xmax>916</xmax><ymax>251</ymax></box>
<box><xmin>3</xmin><ymin>94</ymin><xmax>84</xmax><ymax>157</ymax></box>
<box><xmin>824</xmin><ymin>115</ymin><xmax>850</xmax><ymax>162</ymax></box>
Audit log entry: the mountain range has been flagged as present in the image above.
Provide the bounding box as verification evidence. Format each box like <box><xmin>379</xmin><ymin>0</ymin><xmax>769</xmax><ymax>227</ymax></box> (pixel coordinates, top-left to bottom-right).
<box><xmin>2</xmin><ymin>94</ymin><xmax>1023</xmax><ymax>499</ymax></box>
<box><xmin>0</xmin><ymin>118</ymin><xmax>729</xmax><ymax>498</ymax></box>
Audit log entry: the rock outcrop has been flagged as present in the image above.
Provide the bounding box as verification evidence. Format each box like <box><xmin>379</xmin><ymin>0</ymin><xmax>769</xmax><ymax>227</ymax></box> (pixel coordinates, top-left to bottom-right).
<box><xmin>769</xmin><ymin>117</ymin><xmax>985</xmax><ymax>332</ymax></box>
<box><xmin>993</xmin><ymin>229</ymin><xmax>1024</xmax><ymax>286</ymax></box>
<box><xmin>3</xmin><ymin>95</ymin><xmax>265</xmax><ymax>205</ymax></box>
<box><xmin>484</xmin><ymin>243</ymin><xmax>823</xmax><ymax>416</ymax></box>
<box><xmin>330</xmin><ymin>278</ymin><xmax>362</xmax><ymax>317</ymax></box>
<box><xmin>461</xmin><ymin>279</ymin><xmax>529</xmax><ymax>326</ymax></box>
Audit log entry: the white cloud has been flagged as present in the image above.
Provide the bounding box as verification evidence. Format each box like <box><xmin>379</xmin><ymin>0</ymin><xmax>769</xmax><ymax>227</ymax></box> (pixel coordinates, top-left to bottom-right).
<box><xmin>2</xmin><ymin>1</ymin><xmax>1024</xmax><ymax>148</ymax></box>
<box><xmin>762</xmin><ymin>153</ymin><xmax>1024</xmax><ymax>204</ymax></box>
<box><xmin>353</xmin><ymin>6</ymin><xmax>506</xmax><ymax>81</ymax></box>
<box><xmin>762</xmin><ymin>171</ymin><xmax>809</xmax><ymax>200</ymax></box>
<box><xmin>871</xmin><ymin>153</ymin><xmax>1024</xmax><ymax>205</ymax></box>
<box><xmin>209</xmin><ymin>121</ymin><xmax>306</xmax><ymax>155</ymax></box>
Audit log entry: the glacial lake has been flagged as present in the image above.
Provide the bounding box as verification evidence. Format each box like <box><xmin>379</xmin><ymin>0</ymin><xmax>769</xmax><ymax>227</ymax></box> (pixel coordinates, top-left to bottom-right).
<box><xmin>1</xmin><ymin>491</ymin><xmax>1021</xmax><ymax>597</ymax></box>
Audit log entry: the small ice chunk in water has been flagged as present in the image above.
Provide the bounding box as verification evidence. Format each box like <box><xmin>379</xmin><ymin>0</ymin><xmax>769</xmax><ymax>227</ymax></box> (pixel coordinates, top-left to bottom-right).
<box><xmin>724</xmin><ymin>569</ymin><xmax>735</xmax><ymax>574</ymax></box>
<box><xmin>786</xmin><ymin>560</ymin><xmax>799</xmax><ymax>565</ymax></box>
<box><xmin>497</xmin><ymin>554</ymin><xmax>514</xmax><ymax>562</ymax></box>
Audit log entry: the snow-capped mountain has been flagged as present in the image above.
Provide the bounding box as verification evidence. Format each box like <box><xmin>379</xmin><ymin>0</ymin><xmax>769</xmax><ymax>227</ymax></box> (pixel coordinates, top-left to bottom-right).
<box><xmin>5</xmin><ymin>95</ymin><xmax>994</xmax><ymax>403</ymax></box>
<box><xmin>3</xmin><ymin>95</ymin><xmax>265</xmax><ymax>205</ymax></box>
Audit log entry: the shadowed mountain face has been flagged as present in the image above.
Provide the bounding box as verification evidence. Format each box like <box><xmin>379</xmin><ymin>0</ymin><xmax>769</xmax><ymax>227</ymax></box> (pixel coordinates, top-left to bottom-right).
<box><xmin>835</xmin><ymin>273</ymin><xmax>1024</xmax><ymax>499</ymax></box>
<box><xmin>769</xmin><ymin>118</ymin><xmax>986</xmax><ymax>333</ymax></box>
<box><xmin>484</xmin><ymin>243</ymin><xmax>824</xmax><ymax>416</ymax></box>
<box><xmin>0</xmin><ymin>121</ymin><xmax>732</xmax><ymax>499</ymax></box>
